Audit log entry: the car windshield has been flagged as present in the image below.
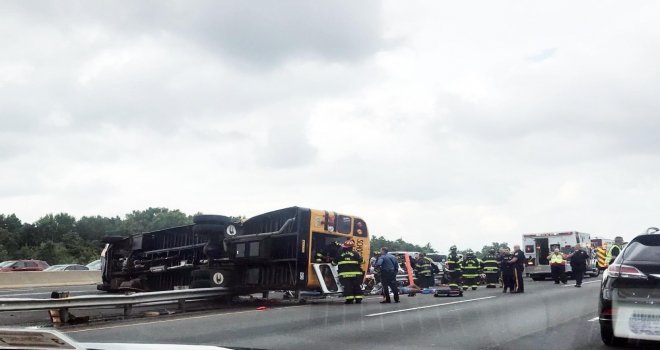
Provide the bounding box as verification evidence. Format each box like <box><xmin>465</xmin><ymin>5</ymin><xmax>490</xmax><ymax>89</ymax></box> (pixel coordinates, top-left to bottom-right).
<box><xmin>620</xmin><ymin>239</ymin><xmax>660</xmax><ymax>262</ymax></box>
<box><xmin>0</xmin><ymin>261</ymin><xmax>16</xmax><ymax>267</ymax></box>
<box><xmin>44</xmin><ymin>265</ymin><xmax>67</xmax><ymax>271</ymax></box>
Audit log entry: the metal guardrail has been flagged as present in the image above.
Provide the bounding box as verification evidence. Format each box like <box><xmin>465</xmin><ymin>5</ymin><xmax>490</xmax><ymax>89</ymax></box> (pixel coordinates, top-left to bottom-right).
<box><xmin>0</xmin><ymin>287</ymin><xmax>230</xmax><ymax>312</ymax></box>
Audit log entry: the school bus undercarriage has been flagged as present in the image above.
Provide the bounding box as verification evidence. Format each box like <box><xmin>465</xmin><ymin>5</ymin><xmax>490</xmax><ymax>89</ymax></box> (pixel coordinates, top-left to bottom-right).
<box><xmin>98</xmin><ymin>207</ymin><xmax>369</xmax><ymax>296</ymax></box>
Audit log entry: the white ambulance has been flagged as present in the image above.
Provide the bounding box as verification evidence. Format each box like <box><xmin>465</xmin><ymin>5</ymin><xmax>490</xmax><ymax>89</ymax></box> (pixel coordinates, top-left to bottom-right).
<box><xmin>523</xmin><ymin>231</ymin><xmax>600</xmax><ymax>281</ymax></box>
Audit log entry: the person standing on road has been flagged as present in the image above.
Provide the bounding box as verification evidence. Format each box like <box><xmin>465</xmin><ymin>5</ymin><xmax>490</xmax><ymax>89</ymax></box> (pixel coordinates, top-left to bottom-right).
<box><xmin>497</xmin><ymin>248</ymin><xmax>505</xmax><ymax>288</ymax></box>
<box><xmin>445</xmin><ymin>246</ymin><xmax>463</xmax><ymax>290</ymax></box>
<box><xmin>414</xmin><ymin>252</ymin><xmax>435</xmax><ymax>289</ymax></box>
<box><xmin>607</xmin><ymin>236</ymin><xmax>625</xmax><ymax>264</ymax></box>
<box><xmin>374</xmin><ymin>247</ymin><xmax>400</xmax><ymax>304</ymax></box>
<box><xmin>482</xmin><ymin>249</ymin><xmax>500</xmax><ymax>288</ymax></box>
<box><xmin>508</xmin><ymin>245</ymin><xmax>525</xmax><ymax>293</ymax></box>
<box><xmin>547</xmin><ymin>248</ymin><xmax>568</xmax><ymax>285</ymax></box>
<box><xmin>500</xmin><ymin>248</ymin><xmax>514</xmax><ymax>293</ymax></box>
<box><xmin>461</xmin><ymin>250</ymin><xmax>481</xmax><ymax>291</ymax></box>
<box><xmin>567</xmin><ymin>244</ymin><xmax>589</xmax><ymax>288</ymax></box>
<box><xmin>335</xmin><ymin>240</ymin><xmax>364</xmax><ymax>304</ymax></box>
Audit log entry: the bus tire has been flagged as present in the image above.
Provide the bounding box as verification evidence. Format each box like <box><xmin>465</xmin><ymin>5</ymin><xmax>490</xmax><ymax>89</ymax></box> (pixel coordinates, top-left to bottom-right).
<box><xmin>193</xmin><ymin>215</ymin><xmax>232</xmax><ymax>225</ymax></box>
<box><xmin>531</xmin><ymin>275</ymin><xmax>544</xmax><ymax>281</ymax></box>
<box><xmin>193</xmin><ymin>223</ymin><xmax>225</xmax><ymax>235</ymax></box>
<box><xmin>191</xmin><ymin>269</ymin><xmax>211</xmax><ymax>280</ymax></box>
<box><xmin>190</xmin><ymin>280</ymin><xmax>212</xmax><ymax>289</ymax></box>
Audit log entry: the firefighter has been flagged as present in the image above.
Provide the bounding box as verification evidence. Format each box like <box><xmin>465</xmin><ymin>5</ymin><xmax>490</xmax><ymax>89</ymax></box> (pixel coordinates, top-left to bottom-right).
<box><xmin>496</xmin><ymin>248</ymin><xmax>505</xmax><ymax>288</ymax></box>
<box><xmin>314</xmin><ymin>241</ymin><xmax>341</xmax><ymax>263</ymax></box>
<box><xmin>482</xmin><ymin>248</ymin><xmax>499</xmax><ymax>288</ymax></box>
<box><xmin>414</xmin><ymin>252</ymin><xmax>435</xmax><ymax>288</ymax></box>
<box><xmin>445</xmin><ymin>246</ymin><xmax>463</xmax><ymax>290</ymax></box>
<box><xmin>335</xmin><ymin>239</ymin><xmax>364</xmax><ymax>304</ymax></box>
<box><xmin>461</xmin><ymin>250</ymin><xmax>480</xmax><ymax>290</ymax></box>
<box><xmin>607</xmin><ymin>236</ymin><xmax>624</xmax><ymax>264</ymax></box>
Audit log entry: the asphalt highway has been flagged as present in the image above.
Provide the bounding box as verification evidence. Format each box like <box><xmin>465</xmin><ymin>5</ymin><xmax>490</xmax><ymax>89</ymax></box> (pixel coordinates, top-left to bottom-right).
<box><xmin>62</xmin><ymin>276</ymin><xmax>647</xmax><ymax>350</ymax></box>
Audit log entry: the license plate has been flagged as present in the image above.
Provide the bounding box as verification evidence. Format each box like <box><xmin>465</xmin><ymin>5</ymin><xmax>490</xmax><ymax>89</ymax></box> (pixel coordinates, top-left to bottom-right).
<box><xmin>614</xmin><ymin>306</ymin><xmax>660</xmax><ymax>341</ymax></box>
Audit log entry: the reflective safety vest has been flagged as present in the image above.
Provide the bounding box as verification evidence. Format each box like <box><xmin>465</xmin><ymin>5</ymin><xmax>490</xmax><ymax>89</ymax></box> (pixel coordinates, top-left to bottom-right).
<box><xmin>415</xmin><ymin>257</ymin><xmax>434</xmax><ymax>277</ymax></box>
<box><xmin>596</xmin><ymin>246</ymin><xmax>608</xmax><ymax>269</ymax></box>
<box><xmin>461</xmin><ymin>258</ymin><xmax>481</xmax><ymax>277</ymax></box>
<box><xmin>482</xmin><ymin>254</ymin><xmax>499</xmax><ymax>273</ymax></box>
<box><xmin>549</xmin><ymin>253</ymin><xmax>566</xmax><ymax>266</ymax></box>
<box><xmin>607</xmin><ymin>245</ymin><xmax>621</xmax><ymax>264</ymax></box>
<box><xmin>446</xmin><ymin>254</ymin><xmax>462</xmax><ymax>272</ymax></box>
<box><xmin>336</xmin><ymin>250</ymin><xmax>363</xmax><ymax>278</ymax></box>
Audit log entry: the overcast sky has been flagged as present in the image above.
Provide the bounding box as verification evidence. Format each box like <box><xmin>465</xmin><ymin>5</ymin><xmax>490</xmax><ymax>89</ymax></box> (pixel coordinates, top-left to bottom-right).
<box><xmin>1</xmin><ymin>0</ymin><xmax>659</xmax><ymax>252</ymax></box>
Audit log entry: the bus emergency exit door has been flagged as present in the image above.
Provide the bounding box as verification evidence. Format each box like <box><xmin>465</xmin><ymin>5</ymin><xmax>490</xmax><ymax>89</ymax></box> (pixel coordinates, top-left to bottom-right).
<box><xmin>312</xmin><ymin>263</ymin><xmax>343</xmax><ymax>294</ymax></box>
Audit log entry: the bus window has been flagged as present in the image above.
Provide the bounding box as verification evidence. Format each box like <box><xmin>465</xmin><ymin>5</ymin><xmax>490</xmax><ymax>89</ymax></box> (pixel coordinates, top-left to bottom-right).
<box><xmin>525</xmin><ymin>245</ymin><xmax>534</xmax><ymax>253</ymax></box>
<box><xmin>318</xmin><ymin>265</ymin><xmax>339</xmax><ymax>292</ymax></box>
<box><xmin>337</xmin><ymin>215</ymin><xmax>351</xmax><ymax>234</ymax></box>
<box><xmin>353</xmin><ymin>218</ymin><xmax>368</xmax><ymax>237</ymax></box>
<box><xmin>325</xmin><ymin>212</ymin><xmax>336</xmax><ymax>232</ymax></box>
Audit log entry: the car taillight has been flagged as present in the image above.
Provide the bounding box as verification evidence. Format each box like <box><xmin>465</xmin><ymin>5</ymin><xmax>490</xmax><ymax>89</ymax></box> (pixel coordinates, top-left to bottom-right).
<box><xmin>608</xmin><ymin>264</ymin><xmax>647</xmax><ymax>279</ymax></box>
<box><xmin>602</xmin><ymin>308</ymin><xmax>616</xmax><ymax>316</ymax></box>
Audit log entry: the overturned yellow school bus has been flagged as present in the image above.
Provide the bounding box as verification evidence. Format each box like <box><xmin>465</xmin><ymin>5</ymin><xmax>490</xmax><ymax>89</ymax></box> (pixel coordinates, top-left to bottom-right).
<box><xmin>98</xmin><ymin>207</ymin><xmax>370</xmax><ymax>295</ymax></box>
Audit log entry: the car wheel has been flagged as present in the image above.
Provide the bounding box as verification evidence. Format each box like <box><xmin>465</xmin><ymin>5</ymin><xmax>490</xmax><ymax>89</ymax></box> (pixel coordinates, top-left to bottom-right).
<box><xmin>600</xmin><ymin>323</ymin><xmax>626</xmax><ymax>346</ymax></box>
<box><xmin>193</xmin><ymin>215</ymin><xmax>232</xmax><ymax>225</ymax></box>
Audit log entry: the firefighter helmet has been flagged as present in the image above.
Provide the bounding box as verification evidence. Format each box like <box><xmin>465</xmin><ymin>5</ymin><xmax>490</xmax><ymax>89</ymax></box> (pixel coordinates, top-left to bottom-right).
<box><xmin>342</xmin><ymin>240</ymin><xmax>355</xmax><ymax>249</ymax></box>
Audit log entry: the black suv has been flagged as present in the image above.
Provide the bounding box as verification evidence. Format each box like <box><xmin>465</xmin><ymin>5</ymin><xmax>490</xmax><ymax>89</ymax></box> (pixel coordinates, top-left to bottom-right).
<box><xmin>599</xmin><ymin>228</ymin><xmax>660</xmax><ymax>346</ymax></box>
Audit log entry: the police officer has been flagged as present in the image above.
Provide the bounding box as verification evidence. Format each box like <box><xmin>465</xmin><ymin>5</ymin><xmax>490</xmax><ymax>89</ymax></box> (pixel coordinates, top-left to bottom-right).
<box><xmin>445</xmin><ymin>246</ymin><xmax>463</xmax><ymax>290</ymax></box>
<box><xmin>461</xmin><ymin>250</ymin><xmax>481</xmax><ymax>290</ymax></box>
<box><xmin>335</xmin><ymin>239</ymin><xmax>364</xmax><ymax>304</ymax></box>
<box><xmin>500</xmin><ymin>248</ymin><xmax>514</xmax><ymax>293</ymax></box>
<box><xmin>567</xmin><ymin>244</ymin><xmax>589</xmax><ymax>288</ymax></box>
<box><xmin>414</xmin><ymin>252</ymin><xmax>435</xmax><ymax>289</ymax></box>
<box><xmin>482</xmin><ymin>249</ymin><xmax>499</xmax><ymax>288</ymax></box>
<box><xmin>375</xmin><ymin>247</ymin><xmax>399</xmax><ymax>303</ymax></box>
<box><xmin>607</xmin><ymin>236</ymin><xmax>624</xmax><ymax>264</ymax></box>
<box><xmin>508</xmin><ymin>245</ymin><xmax>525</xmax><ymax>293</ymax></box>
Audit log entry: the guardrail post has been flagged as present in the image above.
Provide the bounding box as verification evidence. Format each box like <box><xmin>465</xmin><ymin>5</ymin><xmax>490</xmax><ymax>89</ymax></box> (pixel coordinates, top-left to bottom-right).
<box><xmin>49</xmin><ymin>291</ymin><xmax>70</xmax><ymax>326</ymax></box>
<box><xmin>178</xmin><ymin>298</ymin><xmax>186</xmax><ymax>311</ymax></box>
<box><xmin>123</xmin><ymin>304</ymin><xmax>132</xmax><ymax>318</ymax></box>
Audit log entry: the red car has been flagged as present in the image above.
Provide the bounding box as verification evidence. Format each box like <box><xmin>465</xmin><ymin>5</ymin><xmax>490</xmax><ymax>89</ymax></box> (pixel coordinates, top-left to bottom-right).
<box><xmin>0</xmin><ymin>260</ymin><xmax>50</xmax><ymax>272</ymax></box>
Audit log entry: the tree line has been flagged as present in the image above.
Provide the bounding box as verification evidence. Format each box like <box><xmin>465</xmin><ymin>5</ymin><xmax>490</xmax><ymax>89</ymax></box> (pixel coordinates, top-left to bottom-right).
<box><xmin>0</xmin><ymin>208</ymin><xmax>192</xmax><ymax>265</ymax></box>
<box><xmin>1</xmin><ymin>208</ymin><xmax>509</xmax><ymax>265</ymax></box>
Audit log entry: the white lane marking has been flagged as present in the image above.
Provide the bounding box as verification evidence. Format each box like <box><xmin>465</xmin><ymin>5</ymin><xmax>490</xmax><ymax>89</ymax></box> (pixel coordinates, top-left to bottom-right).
<box><xmin>364</xmin><ymin>296</ymin><xmax>496</xmax><ymax>317</ymax></box>
<box><xmin>562</xmin><ymin>280</ymin><xmax>600</xmax><ymax>287</ymax></box>
<box><xmin>588</xmin><ymin>317</ymin><xmax>599</xmax><ymax>322</ymax></box>
<box><xmin>65</xmin><ymin>305</ymin><xmax>309</xmax><ymax>334</ymax></box>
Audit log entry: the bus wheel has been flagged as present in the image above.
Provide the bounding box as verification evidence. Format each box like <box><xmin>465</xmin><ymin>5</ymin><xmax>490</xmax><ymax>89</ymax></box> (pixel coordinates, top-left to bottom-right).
<box><xmin>193</xmin><ymin>215</ymin><xmax>232</xmax><ymax>225</ymax></box>
<box><xmin>531</xmin><ymin>275</ymin><xmax>544</xmax><ymax>281</ymax></box>
<box><xmin>191</xmin><ymin>280</ymin><xmax>212</xmax><ymax>289</ymax></box>
<box><xmin>193</xmin><ymin>223</ymin><xmax>225</xmax><ymax>235</ymax></box>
